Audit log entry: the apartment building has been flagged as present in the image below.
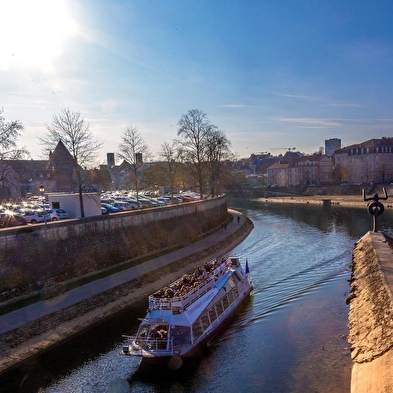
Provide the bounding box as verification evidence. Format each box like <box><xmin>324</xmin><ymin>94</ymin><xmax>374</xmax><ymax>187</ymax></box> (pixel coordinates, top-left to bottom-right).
<box><xmin>334</xmin><ymin>138</ymin><xmax>393</xmax><ymax>184</ymax></box>
<box><xmin>266</xmin><ymin>137</ymin><xmax>393</xmax><ymax>187</ymax></box>
<box><xmin>266</xmin><ymin>153</ymin><xmax>333</xmax><ymax>187</ymax></box>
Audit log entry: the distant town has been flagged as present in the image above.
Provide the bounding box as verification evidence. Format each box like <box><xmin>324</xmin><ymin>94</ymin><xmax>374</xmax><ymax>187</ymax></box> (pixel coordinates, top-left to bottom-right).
<box><xmin>238</xmin><ymin>137</ymin><xmax>393</xmax><ymax>188</ymax></box>
<box><xmin>2</xmin><ymin>136</ymin><xmax>393</xmax><ymax>201</ymax></box>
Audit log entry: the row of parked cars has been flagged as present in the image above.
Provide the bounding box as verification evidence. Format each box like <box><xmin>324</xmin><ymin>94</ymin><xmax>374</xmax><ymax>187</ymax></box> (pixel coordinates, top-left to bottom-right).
<box><xmin>0</xmin><ymin>203</ymin><xmax>70</xmax><ymax>228</ymax></box>
<box><xmin>100</xmin><ymin>191</ymin><xmax>202</xmax><ymax>213</ymax></box>
<box><xmin>1</xmin><ymin>190</ymin><xmax>204</xmax><ymax>226</ymax></box>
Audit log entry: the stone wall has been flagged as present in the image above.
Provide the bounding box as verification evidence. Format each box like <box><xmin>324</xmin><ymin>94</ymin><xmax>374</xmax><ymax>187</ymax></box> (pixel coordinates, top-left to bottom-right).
<box><xmin>348</xmin><ymin>232</ymin><xmax>393</xmax><ymax>392</ymax></box>
<box><xmin>0</xmin><ymin>197</ymin><xmax>227</xmax><ymax>294</ymax></box>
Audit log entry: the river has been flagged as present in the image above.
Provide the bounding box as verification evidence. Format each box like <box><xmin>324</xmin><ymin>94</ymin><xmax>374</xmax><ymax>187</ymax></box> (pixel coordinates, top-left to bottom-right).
<box><xmin>4</xmin><ymin>199</ymin><xmax>393</xmax><ymax>393</ymax></box>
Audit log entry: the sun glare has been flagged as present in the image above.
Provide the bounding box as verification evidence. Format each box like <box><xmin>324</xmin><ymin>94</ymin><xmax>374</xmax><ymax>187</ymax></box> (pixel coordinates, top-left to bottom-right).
<box><xmin>0</xmin><ymin>0</ymin><xmax>78</xmax><ymax>71</ymax></box>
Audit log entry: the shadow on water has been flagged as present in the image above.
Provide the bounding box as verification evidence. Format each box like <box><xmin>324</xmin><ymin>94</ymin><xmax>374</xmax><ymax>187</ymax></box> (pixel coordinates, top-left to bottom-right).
<box><xmin>129</xmin><ymin>353</ymin><xmax>206</xmax><ymax>390</ymax></box>
<box><xmin>0</xmin><ymin>301</ymin><xmax>146</xmax><ymax>393</ymax></box>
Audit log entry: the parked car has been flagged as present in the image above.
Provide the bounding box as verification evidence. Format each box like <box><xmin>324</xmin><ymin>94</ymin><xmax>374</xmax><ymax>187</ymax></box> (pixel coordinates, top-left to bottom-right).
<box><xmin>101</xmin><ymin>203</ymin><xmax>120</xmax><ymax>213</ymax></box>
<box><xmin>101</xmin><ymin>198</ymin><xmax>115</xmax><ymax>204</ymax></box>
<box><xmin>112</xmin><ymin>202</ymin><xmax>134</xmax><ymax>211</ymax></box>
<box><xmin>158</xmin><ymin>197</ymin><xmax>182</xmax><ymax>205</ymax></box>
<box><xmin>49</xmin><ymin>208</ymin><xmax>70</xmax><ymax>221</ymax></box>
<box><xmin>136</xmin><ymin>197</ymin><xmax>153</xmax><ymax>207</ymax></box>
<box><xmin>20</xmin><ymin>210</ymin><xmax>51</xmax><ymax>224</ymax></box>
<box><xmin>149</xmin><ymin>198</ymin><xmax>166</xmax><ymax>206</ymax></box>
<box><xmin>0</xmin><ymin>212</ymin><xmax>27</xmax><ymax>227</ymax></box>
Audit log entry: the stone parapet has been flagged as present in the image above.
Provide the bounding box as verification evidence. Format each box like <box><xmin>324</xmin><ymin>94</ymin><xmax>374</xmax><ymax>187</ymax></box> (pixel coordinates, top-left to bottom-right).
<box><xmin>348</xmin><ymin>231</ymin><xmax>393</xmax><ymax>392</ymax></box>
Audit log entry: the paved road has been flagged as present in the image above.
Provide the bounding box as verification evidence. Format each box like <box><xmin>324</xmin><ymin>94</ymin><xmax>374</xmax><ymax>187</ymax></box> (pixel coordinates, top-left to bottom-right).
<box><xmin>0</xmin><ymin>210</ymin><xmax>246</xmax><ymax>335</ymax></box>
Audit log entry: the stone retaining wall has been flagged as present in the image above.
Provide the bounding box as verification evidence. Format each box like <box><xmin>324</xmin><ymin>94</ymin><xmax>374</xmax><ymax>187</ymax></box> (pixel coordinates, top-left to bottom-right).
<box><xmin>348</xmin><ymin>232</ymin><xmax>393</xmax><ymax>392</ymax></box>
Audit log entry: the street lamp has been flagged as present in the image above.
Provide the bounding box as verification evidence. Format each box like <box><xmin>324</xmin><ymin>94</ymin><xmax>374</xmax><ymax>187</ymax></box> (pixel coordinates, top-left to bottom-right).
<box><xmin>39</xmin><ymin>184</ymin><xmax>47</xmax><ymax>227</ymax></box>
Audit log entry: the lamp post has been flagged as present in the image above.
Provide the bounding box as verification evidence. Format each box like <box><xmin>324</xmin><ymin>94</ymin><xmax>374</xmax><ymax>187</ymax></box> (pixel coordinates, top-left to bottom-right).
<box><xmin>39</xmin><ymin>184</ymin><xmax>47</xmax><ymax>227</ymax></box>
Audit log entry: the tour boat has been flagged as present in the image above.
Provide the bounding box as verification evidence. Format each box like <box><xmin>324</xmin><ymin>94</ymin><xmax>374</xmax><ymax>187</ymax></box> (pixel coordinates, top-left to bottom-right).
<box><xmin>121</xmin><ymin>256</ymin><xmax>253</xmax><ymax>364</ymax></box>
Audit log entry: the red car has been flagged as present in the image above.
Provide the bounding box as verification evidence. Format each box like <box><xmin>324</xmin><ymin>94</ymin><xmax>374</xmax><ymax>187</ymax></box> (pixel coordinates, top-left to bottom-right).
<box><xmin>0</xmin><ymin>212</ymin><xmax>27</xmax><ymax>227</ymax></box>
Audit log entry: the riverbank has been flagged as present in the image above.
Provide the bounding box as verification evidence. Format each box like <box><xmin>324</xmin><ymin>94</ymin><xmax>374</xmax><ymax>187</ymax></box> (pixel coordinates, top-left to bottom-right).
<box><xmin>0</xmin><ymin>211</ymin><xmax>253</xmax><ymax>374</ymax></box>
<box><xmin>260</xmin><ymin>194</ymin><xmax>369</xmax><ymax>209</ymax></box>
<box><xmin>348</xmin><ymin>232</ymin><xmax>393</xmax><ymax>393</ymax></box>
<box><xmin>259</xmin><ymin>195</ymin><xmax>393</xmax><ymax>209</ymax></box>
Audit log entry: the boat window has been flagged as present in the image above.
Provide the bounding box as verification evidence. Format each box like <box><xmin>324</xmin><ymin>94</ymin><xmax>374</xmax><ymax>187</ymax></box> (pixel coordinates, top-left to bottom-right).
<box><xmin>216</xmin><ymin>302</ymin><xmax>224</xmax><ymax>316</ymax></box>
<box><xmin>138</xmin><ymin>325</ymin><xmax>149</xmax><ymax>338</ymax></box>
<box><xmin>224</xmin><ymin>276</ymin><xmax>238</xmax><ymax>293</ymax></box>
<box><xmin>208</xmin><ymin>307</ymin><xmax>217</xmax><ymax>323</ymax></box>
<box><xmin>232</xmin><ymin>287</ymin><xmax>239</xmax><ymax>301</ymax></box>
<box><xmin>171</xmin><ymin>325</ymin><xmax>191</xmax><ymax>346</ymax></box>
<box><xmin>227</xmin><ymin>290</ymin><xmax>235</xmax><ymax>304</ymax></box>
<box><xmin>201</xmin><ymin>313</ymin><xmax>210</xmax><ymax>330</ymax></box>
<box><xmin>192</xmin><ymin>320</ymin><xmax>204</xmax><ymax>341</ymax></box>
<box><xmin>222</xmin><ymin>296</ymin><xmax>229</xmax><ymax>310</ymax></box>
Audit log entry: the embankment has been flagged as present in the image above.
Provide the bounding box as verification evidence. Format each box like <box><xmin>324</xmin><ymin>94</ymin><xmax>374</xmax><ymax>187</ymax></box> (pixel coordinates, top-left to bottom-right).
<box><xmin>259</xmin><ymin>194</ymin><xmax>368</xmax><ymax>209</ymax></box>
<box><xmin>0</xmin><ymin>197</ymin><xmax>228</xmax><ymax>298</ymax></box>
<box><xmin>348</xmin><ymin>232</ymin><xmax>393</xmax><ymax>392</ymax></box>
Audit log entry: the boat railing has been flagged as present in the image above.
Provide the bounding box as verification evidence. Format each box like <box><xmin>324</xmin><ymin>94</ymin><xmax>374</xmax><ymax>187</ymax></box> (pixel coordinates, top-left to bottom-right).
<box><xmin>123</xmin><ymin>334</ymin><xmax>174</xmax><ymax>355</ymax></box>
<box><xmin>148</xmin><ymin>277</ymin><xmax>215</xmax><ymax>310</ymax></box>
<box><xmin>148</xmin><ymin>259</ymin><xmax>230</xmax><ymax>311</ymax></box>
<box><xmin>177</xmin><ymin>277</ymin><xmax>215</xmax><ymax>310</ymax></box>
<box><xmin>144</xmin><ymin>337</ymin><xmax>171</xmax><ymax>352</ymax></box>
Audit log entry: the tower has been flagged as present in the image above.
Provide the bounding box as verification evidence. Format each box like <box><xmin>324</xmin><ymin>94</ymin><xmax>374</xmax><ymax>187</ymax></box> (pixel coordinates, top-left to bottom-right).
<box><xmin>107</xmin><ymin>153</ymin><xmax>115</xmax><ymax>168</ymax></box>
<box><xmin>325</xmin><ymin>138</ymin><xmax>341</xmax><ymax>157</ymax></box>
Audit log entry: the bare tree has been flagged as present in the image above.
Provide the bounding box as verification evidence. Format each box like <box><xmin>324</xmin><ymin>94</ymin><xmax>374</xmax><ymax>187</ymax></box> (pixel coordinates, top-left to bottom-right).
<box><xmin>117</xmin><ymin>124</ymin><xmax>150</xmax><ymax>204</ymax></box>
<box><xmin>177</xmin><ymin>109</ymin><xmax>214</xmax><ymax>199</ymax></box>
<box><xmin>313</xmin><ymin>146</ymin><xmax>325</xmax><ymax>155</ymax></box>
<box><xmin>332</xmin><ymin>162</ymin><xmax>345</xmax><ymax>184</ymax></box>
<box><xmin>0</xmin><ymin>108</ymin><xmax>29</xmax><ymax>200</ymax></box>
<box><xmin>38</xmin><ymin>108</ymin><xmax>102</xmax><ymax>217</ymax></box>
<box><xmin>158</xmin><ymin>140</ymin><xmax>182</xmax><ymax>196</ymax></box>
<box><xmin>205</xmin><ymin>128</ymin><xmax>232</xmax><ymax>196</ymax></box>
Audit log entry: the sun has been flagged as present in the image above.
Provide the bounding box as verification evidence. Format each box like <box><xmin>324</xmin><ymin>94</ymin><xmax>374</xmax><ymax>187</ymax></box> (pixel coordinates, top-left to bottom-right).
<box><xmin>0</xmin><ymin>0</ymin><xmax>78</xmax><ymax>71</ymax></box>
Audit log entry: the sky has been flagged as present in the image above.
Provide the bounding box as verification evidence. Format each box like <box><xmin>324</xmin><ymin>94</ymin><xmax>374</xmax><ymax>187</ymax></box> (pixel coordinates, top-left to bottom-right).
<box><xmin>2</xmin><ymin>0</ymin><xmax>393</xmax><ymax>165</ymax></box>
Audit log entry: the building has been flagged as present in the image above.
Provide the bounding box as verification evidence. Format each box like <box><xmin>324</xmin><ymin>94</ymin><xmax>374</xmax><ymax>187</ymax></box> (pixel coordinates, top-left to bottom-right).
<box><xmin>107</xmin><ymin>153</ymin><xmax>115</xmax><ymax>168</ymax></box>
<box><xmin>325</xmin><ymin>138</ymin><xmax>341</xmax><ymax>157</ymax></box>
<box><xmin>266</xmin><ymin>153</ymin><xmax>333</xmax><ymax>187</ymax></box>
<box><xmin>334</xmin><ymin>138</ymin><xmax>393</xmax><ymax>184</ymax></box>
<box><xmin>1</xmin><ymin>141</ymin><xmax>112</xmax><ymax>200</ymax></box>
<box><xmin>47</xmin><ymin>192</ymin><xmax>101</xmax><ymax>218</ymax></box>
<box><xmin>266</xmin><ymin>160</ymin><xmax>291</xmax><ymax>187</ymax></box>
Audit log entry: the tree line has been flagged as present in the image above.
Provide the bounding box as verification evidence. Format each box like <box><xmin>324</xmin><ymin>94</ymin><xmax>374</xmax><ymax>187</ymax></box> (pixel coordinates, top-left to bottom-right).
<box><xmin>1</xmin><ymin>107</ymin><xmax>234</xmax><ymax>216</ymax></box>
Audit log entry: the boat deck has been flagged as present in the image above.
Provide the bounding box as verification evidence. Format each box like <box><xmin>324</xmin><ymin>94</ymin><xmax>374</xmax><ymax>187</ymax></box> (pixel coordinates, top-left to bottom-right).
<box><xmin>148</xmin><ymin>259</ymin><xmax>231</xmax><ymax>311</ymax></box>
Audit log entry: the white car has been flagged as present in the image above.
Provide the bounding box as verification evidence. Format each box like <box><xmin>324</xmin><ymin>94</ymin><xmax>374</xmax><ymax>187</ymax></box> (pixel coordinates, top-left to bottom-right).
<box><xmin>49</xmin><ymin>208</ymin><xmax>70</xmax><ymax>221</ymax></box>
<box><xmin>20</xmin><ymin>210</ymin><xmax>51</xmax><ymax>224</ymax></box>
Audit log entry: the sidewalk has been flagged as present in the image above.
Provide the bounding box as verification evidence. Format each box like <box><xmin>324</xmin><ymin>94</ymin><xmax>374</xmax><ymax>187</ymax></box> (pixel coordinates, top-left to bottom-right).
<box><xmin>0</xmin><ymin>210</ymin><xmax>247</xmax><ymax>336</ymax></box>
